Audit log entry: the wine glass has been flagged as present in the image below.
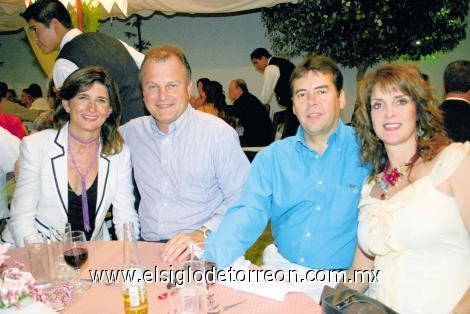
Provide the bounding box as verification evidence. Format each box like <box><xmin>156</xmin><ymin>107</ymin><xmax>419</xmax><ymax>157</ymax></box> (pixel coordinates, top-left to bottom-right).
<box><xmin>63</xmin><ymin>230</ymin><xmax>91</xmax><ymax>292</ymax></box>
<box><xmin>190</xmin><ymin>242</ymin><xmax>220</xmax><ymax>314</ymax></box>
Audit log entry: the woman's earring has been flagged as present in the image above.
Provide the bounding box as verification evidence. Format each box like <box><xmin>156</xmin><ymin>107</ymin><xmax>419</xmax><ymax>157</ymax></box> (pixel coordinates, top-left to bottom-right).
<box><xmin>417</xmin><ymin>125</ymin><xmax>425</xmax><ymax>137</ymax></box>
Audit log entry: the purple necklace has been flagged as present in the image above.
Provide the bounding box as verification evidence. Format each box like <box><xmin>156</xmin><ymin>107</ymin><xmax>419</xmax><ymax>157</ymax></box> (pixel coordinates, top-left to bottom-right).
<box><xmin>68</xmin><ymin>129</ymin><xmax>100</xmax><ymax>232</ymax></box>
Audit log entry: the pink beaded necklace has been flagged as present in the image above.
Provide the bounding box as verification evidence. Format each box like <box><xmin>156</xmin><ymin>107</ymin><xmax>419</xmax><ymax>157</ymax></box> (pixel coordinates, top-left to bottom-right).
<box><xmin>68</xmin><ymin>129</ymin><xmax>100</xmax><ymax>232</ymax></box>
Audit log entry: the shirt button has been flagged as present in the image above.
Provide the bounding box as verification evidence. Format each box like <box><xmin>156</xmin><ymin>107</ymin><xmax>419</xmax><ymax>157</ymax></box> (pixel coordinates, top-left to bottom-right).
<box><xmin>163</xmin><ymin>202</ymin><xmax>167</xmax><ymax>207</ymax></box>
<box><xmin>337</xmin><ymin>148</ymin><xmax>341</xmax><ymax>152</ymax></box>
<box><xmin>315</xmin><ymin>155</ymin><xmax>319</xmax><ymax>159</ymax></box>
<box><xmin>318</xmin><ymin>180</ymin><xmax>323</xmax><ymax>185</ymax></box>
<box><xmin>164</xmin><ymin>181</ymin><xmax>168</xmax><ymax>186</ymax></box>
<box><xmin>316</xmin><ymin>206</ymin><xmax>321</xmax><ymax>211</ymax></box>
<box><xmin>306</xmin><ymin>232</ymin><xmax>311</xmax><ymax>237</ymax></box>
<box><xmin>299</xmin><ymin>258</ymin><xmax>305</xmax><ymax>263</ymax></box>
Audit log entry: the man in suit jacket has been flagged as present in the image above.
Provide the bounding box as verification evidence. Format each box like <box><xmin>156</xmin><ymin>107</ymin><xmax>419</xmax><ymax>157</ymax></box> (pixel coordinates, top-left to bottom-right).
<box><xmin>250</xmin><ymin>48</ymin><xmax>299</xmax><ymax>138</ymax></box>
<box><xmin>441</xmin><ymin>60</ymin><xmax>470</xmax><ymax>142</ymax></box>
<box><xmin>21</xmin><ymin>0</ymin><xmax>145</xmax><ymax>123</ymax></box>
<box><xmin>227</xmin><ymin>79</ymin><xmax>273</xmax><ymax>147</ymax></box>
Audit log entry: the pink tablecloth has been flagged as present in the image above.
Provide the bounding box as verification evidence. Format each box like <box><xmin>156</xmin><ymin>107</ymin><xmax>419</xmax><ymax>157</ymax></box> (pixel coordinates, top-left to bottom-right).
<box><xmin>7</xmin><ymin>241</ymin><xmax>321</xmax><ymax>313</ymax></box>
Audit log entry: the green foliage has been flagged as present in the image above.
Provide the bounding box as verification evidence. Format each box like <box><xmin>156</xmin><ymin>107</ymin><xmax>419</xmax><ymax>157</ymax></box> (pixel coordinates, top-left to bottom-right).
<box><xmin>70</xmin><ymin>0</ymin><xmax>102</xmax><ymax>32</ymax></box>
<box><xmin>262</xmin><ymin>0</ymin><xmax>469</xmax><ymax>77</ymax></box>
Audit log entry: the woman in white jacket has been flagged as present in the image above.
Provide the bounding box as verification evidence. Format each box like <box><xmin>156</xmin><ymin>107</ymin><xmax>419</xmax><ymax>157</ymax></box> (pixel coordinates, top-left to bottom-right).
<box><xmin>8</xmin><ymin>66</ymin><xmax>139</xmax><ymax>246</ymax></box>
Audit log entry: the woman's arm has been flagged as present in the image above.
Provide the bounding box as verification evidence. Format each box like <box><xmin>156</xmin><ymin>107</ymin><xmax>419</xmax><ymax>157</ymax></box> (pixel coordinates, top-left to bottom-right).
<box><xmin>339</xmin><ymin>245</ymin><xmax>375</xmax><ymax>293</ymax></box>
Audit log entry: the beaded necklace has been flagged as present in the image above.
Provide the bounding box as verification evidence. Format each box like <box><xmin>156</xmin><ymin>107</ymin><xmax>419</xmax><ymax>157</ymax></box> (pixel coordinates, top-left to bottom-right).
<box><xmin>376</xmin><ymin>152</ymin><xmax>420</xmax><ymax>200</ymax></box>
<box><xmin>68</xmin><ymin>129</ymin><xmax>100</xmax><ymax>232</ymax></box>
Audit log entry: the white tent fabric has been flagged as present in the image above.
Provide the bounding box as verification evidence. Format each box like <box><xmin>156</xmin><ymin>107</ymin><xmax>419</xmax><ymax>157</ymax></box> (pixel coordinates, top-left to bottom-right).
<box><xmin>0</xmin><ymin>0</ymin><xmax>296</xmax><ymax>32</ymax></box>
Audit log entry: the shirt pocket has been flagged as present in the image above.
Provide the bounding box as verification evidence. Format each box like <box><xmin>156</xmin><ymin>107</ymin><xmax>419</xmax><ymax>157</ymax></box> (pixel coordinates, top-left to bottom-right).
<box><xmin>327</xmin><ymin>184</ymin><xmax>361</xmax><ymax>228</ymax></box>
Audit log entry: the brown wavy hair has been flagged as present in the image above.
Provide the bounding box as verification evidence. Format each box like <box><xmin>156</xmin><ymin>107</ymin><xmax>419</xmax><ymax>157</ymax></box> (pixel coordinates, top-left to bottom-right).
<box><xmin>354</xmin><ymin>63</ymin><xmax>451</xmax><ymax>180</ymax></box>
<box><xmin>53</xmin><ymin>66</ymin><xmax>124</xmax><ymax>156</ymax></box>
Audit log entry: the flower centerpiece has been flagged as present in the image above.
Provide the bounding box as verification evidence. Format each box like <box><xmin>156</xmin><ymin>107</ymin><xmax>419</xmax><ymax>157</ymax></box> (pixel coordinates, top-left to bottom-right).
<box><xmin>0</xmin><ymin>244</ymin><xmax>41</xmax><ymax>309</ymax></box>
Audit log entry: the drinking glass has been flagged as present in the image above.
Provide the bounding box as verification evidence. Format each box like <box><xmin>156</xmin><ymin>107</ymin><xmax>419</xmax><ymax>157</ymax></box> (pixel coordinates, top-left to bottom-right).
<box><xmin>23</xmin><ymin>233</ymin><xmax>52</xmax><ymax>288</ymax></box>
<box><xmin>168</xmin><ymin>260</ymin><xmax>207</xmax><ymax>314</ymax></box>
<box><xmin>63</xmin><ymin>230</ymin><xmax>90</xmax><ymax>292</ymax></box>
<box><xmin>49</xmin><ymin>223</ymin><xmax>73</xmax><ymax>281</ymax></box>
<box><xmin>190</xmin><ymin>242</ymin><xmax>220</xmax><ymax>314</ymax></box>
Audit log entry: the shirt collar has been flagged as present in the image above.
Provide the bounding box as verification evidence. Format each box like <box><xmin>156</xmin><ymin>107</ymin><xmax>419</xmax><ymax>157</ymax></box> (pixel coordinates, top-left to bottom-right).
<box><xmin>150</xmin><ymin>104</ymin><xmax>191</xmax><ymax>137</ymax></box>
<box><xmin>294</xmin><ymin>119</ymin><xmax>346</xmax><ymax>153</ymax></box>
<box><xmin>60</xmin><ymin>28</ymin><xmax>82</xmax><ymax>50</ymax></box>
<box><xmin>445</xmin><ymin>97</ymin><xmax>470</xmax><ymax>105</ymax></box>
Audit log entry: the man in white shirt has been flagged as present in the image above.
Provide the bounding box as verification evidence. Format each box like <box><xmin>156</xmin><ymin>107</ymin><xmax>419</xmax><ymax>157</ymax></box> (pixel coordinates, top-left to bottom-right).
<box><xmin>250</xmin><ymin>48</ymin><xmax>299</xmax><ymax>137</ymax></box>
<box><xmin>21</xmin><ymin>0</ymin><xmax>145</xmax><ymax>123</ymax></box>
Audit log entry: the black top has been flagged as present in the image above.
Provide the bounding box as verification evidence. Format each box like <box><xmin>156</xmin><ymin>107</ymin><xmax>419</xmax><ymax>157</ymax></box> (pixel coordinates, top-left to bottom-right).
<box><xmin>57</xmin><ymin>32</ymin><xmax>145</xmax><ymax>123</ymax></box>
<box><xmin>226</xmin><ymin>92</ymin><xmax>273</xmax><ymax>146</ymax></box>
<box><xmin>441</xmin><ymin>98</ymin><xmax>470</xmax><ymax>142</ymax></box>
<box><xmin>68</xmin><ymin>176</ymin><xmax>98</xmax><ymax>241</ymax></box>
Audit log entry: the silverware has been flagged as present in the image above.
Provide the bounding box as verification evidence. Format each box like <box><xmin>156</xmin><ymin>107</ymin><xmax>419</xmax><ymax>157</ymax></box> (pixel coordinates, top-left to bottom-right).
<box><xmin>221</xmin><ymin>299</ymin><xmax>247</xmax><ymax>312</ymax></box>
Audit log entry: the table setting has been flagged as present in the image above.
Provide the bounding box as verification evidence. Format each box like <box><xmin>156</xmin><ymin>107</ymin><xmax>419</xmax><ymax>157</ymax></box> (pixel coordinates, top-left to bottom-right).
<box><xmin>3</xmin><ymin>237</ymin><xmax>320</xmax><ymax>313</ymax></box>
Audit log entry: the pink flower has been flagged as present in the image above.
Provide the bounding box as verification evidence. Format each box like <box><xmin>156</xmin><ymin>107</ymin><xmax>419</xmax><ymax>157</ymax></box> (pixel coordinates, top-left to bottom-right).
<box><xmin>0</xmin><ymin>244</ymin><xmax>10</xmax><ymax>267</ymax></box>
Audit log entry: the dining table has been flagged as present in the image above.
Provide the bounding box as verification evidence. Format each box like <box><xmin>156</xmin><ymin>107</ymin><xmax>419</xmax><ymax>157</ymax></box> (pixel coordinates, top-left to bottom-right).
<box><xmin>6</xmin><ymin>241</ymin><xmax>321</xmax><ymax>313</ymax></box>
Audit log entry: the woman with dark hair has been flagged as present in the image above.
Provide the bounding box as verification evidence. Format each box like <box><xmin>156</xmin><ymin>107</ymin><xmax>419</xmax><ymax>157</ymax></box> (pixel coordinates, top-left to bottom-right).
<box><xmin>190</xmin><ymin>77</ymin><xmax>210</xmax><ymax>108</ymax></box>
<box><xmin>7</xmin><ymin>66</ymin><xmax>139</xmax><ymax>246</ymax></box>
<box><xmin>196</xmin><ymin>80</ymin><xmax>227</xmax><ymax>117</ymax></box>
<box><xmin>342</xmin><ymin>63</ymin><xmax>470</xmax><ymax>313</ymax></box>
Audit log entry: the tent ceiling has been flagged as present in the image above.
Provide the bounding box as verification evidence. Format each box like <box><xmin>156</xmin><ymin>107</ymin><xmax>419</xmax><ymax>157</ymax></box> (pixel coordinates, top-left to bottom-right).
<box><xmin>0</xmin><ymin>0</ymin><xmax>297</xmax><ymax>32</ymax></box>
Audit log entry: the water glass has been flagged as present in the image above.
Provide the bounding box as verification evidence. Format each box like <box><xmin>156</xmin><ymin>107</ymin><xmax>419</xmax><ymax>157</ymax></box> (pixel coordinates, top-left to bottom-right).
<box><xmin>189</xmin><ymin>242</ymin><xmax>219</xmax><ymax>314</ymax></box>
<box><xmin>168</xmin><ymin>285</ymin><xmax>206</xmax><ymax>314</ymax></box>
<box><xmin>24</xmin><ymin>233</ymin><xmax>52</xmax><ymax>288</ymax></box>
<box><xmin>49</xmin><ymin>223</ymin><xmax>73</xmax><ymax>281</ymax></box>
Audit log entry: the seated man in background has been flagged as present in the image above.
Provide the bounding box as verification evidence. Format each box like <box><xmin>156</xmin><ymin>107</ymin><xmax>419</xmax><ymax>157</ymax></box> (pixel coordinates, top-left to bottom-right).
<box><xmin>0</xmin><ymin>82</ymin><xmax>39</xmax><ymax>123</ymax></box>
<box><xmin>440</xmin><ymin>60</ymin><xmax>470</xmax><ymax>142</ymax></box>
<box><xmin>27</xmin><ymin>83</ymin><xmax>49</xmax><ymax>112</ymax></box>
<box><xmin>205</xmin><ymin>55</ymin><xmax>369</xmax><ymax>301</ymax></box>
<box><xmin>120</xmin><ymin>45</ymin><xmax>250</xmax><ymax>262</ymax></box>
<box><xmin>226</xmin><ymin>79</ymin><xmax>273</xmax><ymax>147</ymax></box>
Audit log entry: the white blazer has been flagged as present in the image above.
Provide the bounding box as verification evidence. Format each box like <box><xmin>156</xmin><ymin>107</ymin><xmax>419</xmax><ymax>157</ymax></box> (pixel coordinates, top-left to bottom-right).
<box><xmin>6</xmin><ymin>123</ymin><xmax>139</xmax><ymax>247</ymax></box>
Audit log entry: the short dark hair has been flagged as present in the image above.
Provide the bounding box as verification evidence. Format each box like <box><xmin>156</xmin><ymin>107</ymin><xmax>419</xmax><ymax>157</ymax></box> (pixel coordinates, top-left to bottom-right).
<box><xmin>21</xmin><ymin>0</ymin><xmax>72</xmax><ymax>28</ymax></box>
<box><xmin>443</xmin><ymin>60</ymin><xmax>470</xmax><ymax>94</ymax></box>
<box><xmin>203</xmin><ymin>80</ymin><xmax>227</xmax><ymax>113</ymax></box>
<box><xmin>54</xmin><ymin>66</ymin><xmax>123</xmax><ymax>156</ymax></box>
<box><xmin>291</xmin><ymin>55</ymin><xmax>343</xmax><ymax>93</ymax></box>
<box><xmin>27</xmin><ymin>83</ymin><xmax>43</xmax><ymax>99</ymax></box>
<box><xmin>250</xmin><ymin>48</ymin><xmax>271</xmax><ymax>60</ymax></box>
<box><xmin>233</xmin><ymin>79</ymin><xmax>249</xmax><ymax>93</ymax></box>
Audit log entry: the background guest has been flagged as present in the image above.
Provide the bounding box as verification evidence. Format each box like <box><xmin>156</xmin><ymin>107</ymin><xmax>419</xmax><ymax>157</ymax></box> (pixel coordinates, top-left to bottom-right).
<box><xmin>440</xmin><ymin>60</ymin><xmax>470</xmax><ymax>142</ymax></box>
<box><xmin>6</xmin><ymin>66</ymin><xmax>139</xmax><ymax>247</ymax></box>
<box><xmin>227</xmin><ymin>79</ymin><xmax>273</xmax><ymax>146</ymax></box>
<box><xmin>0</xmin><ymin>82</ymin><xmax>39</xmax><ymax>122</ymax></box>
<box><xmin>190</xmin><ymin>77</ymin><xmax>210</xmax><ymax>109</ymax></box>
<box><xmin>345</xmin><ymin>63</ymin><xmax>470</xmax><ymax>313</ymax></box>
<box><xmin>27</xmin><ymin>83</ymin><xmax>49</xmax><ymax>111</ymax></box>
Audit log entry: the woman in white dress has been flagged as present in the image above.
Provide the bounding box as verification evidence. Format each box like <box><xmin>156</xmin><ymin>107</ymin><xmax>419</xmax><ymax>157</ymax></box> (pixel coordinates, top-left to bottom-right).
<box><xmin>342</xmin><ymin>63</ymin><xmax>470</xmax><ymax>313</ymax></box>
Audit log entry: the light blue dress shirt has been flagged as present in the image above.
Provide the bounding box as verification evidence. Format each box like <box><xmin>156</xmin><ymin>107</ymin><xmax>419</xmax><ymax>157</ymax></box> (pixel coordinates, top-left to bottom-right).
<box><xmin>205</xmin><ymin>120</ymin><xmax>369</xmax><ymax>269</ymax></box>
<box><xmin>120</xmin><ymin>106</ymin><xmax>250</xmax><ymax>241</ymax></box>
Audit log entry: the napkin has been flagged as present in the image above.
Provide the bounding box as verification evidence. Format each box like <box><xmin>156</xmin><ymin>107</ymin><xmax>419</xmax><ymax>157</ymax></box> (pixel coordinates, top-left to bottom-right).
<box><xmin>217</xmin><ymin>257</ymin><xmax>306</xmax><ymax>302</ymax></box>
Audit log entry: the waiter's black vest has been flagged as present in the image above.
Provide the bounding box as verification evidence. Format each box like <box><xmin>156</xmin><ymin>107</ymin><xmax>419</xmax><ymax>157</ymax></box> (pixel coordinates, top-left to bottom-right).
<box><xmin>57</xmin><ymin>32</ymin><xmax>145</xmax><ymax>123</ymax></box>
<box><xmin>269</xmin><ymin>57</ymin><xmax>295</xmax><ymax>109</ymax></box>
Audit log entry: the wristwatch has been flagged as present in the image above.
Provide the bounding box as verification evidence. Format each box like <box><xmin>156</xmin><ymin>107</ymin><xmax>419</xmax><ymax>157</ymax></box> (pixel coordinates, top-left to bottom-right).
<box><xmin>198</xmin><ymin>226</ymin><xmax>212</xmax><ymax>239</ymax></box>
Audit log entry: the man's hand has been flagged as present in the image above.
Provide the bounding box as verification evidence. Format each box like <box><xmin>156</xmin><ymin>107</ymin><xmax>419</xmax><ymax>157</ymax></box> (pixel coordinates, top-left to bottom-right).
<box><xmin>161</xmin><ymin>230</ymin><xmax>205</xmax><ymax>262</ymax></box>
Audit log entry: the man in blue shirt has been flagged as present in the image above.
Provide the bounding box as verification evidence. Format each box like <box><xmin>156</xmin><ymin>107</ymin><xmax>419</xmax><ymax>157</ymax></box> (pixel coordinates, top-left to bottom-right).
<box><xmin>120</xmin><ymin>45</ymin><xmax>250</xmax><ymax>262</ymax></box>
<box><xmin>205</xmin><ymin>55</ymin><xmax>369</xmax><ymax>300</ymax></box>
